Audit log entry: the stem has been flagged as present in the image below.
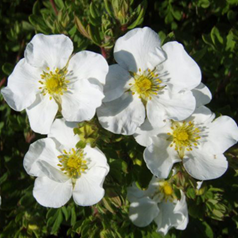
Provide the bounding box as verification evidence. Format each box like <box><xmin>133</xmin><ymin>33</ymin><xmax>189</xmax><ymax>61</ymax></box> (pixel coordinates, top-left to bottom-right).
<box><xmin>0</xmin><ymin>77</ymin><xmax>6</xmax><ymax>87</ymax></box>
<box><xmin>101</xmin><ymin>47</ymin><xmax>108</xmax><ymax>59</ymax></box>
<box><xmin>50</xmin><ymin>0</ymin><xmax>58</xmax><ymax>16</ymax></box>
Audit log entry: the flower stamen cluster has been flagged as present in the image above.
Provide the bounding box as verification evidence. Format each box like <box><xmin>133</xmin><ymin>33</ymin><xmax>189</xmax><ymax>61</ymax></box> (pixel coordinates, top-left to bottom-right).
<box><xmin>167</xmin><ymin>120</ymin><xmax>201</xmax><ymax>158</ymax></box>
<box><xmin>57</xmin><ymin>148</ymin><xmax>88</xmax><ymax>178</ymax></box>
<box><xmin>153</xmin><ymin>181</ymin><xmax>176</xmax><ymax>203</ymax></box>
<box><xmin>39</xmin><ymin>67</ymin><xmax>69</xmax><ymax>100</ymax></box>
<box><xmin>129</xmin><ymin>68</ymin><xmax>164</xmax><ymax>102</ymax></box>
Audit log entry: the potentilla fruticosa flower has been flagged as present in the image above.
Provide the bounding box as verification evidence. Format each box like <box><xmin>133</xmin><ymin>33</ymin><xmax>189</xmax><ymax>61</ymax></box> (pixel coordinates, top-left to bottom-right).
<box><xmin>134</xmin><ymin>82</ymin><xmax>212</xmax><ymax>147</ymax></box>
<box><xmin>23</xmin><ymin>119</ymin><xmax>109</xmax><ymax>208</ymax></box>
<box><xmin>135</xmin><ymin>106</ymin><xmax>238</xmax><ymax>180</ymax></box>
<box><xmin>1</xmin><ymin>34</ymin><xmax>108</xmax><ymax>134</ymax></box>
<box><xmin>127</xmin><ymin>177</ymin><xmax>188</xmax><ymax>235</ymax></box>
<box><xmin>97</xmin><ymin>27</ymin><xmax>201</xmax><ymax>135</ymax></box>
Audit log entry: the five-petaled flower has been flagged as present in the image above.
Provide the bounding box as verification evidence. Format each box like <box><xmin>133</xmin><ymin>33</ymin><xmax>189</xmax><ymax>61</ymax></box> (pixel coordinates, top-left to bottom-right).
<box><xmin>97</xmin><ymin>27</ymin><xmax>201</xmax><ymax>135</ymax></box>
<box><xmin>135</xmin><ymin>106</ymin><xmax>238</xmax><ymax>180</ymax></box>
<box><xmin>23</xmin><ymin>119</ymin><xmax>109</xmax><ymax>208</ymax></box>
<box><xmin>127</xmin><ymin>176</ymin><xmax>188</xmax><ymax>235</ymax></box>
<box><xmin>1</xmin><ymin>34</ymin><xmax>108</xmax><ymax>134</ymax></box>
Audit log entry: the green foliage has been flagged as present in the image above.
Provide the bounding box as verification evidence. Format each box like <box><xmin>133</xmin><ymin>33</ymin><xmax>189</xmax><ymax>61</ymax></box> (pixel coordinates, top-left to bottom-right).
<box><xmin>1</xmin><ymin>0</ymin><xmax>238</xmax><ymax>237</ymax></box>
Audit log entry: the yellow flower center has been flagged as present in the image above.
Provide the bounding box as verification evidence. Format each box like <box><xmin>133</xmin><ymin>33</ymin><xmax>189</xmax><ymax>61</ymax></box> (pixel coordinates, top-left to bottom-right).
<box><xmin>163</xmin><ymin>184</ymin><xmax>173</xmax><ymax>196</ymax></box>
<box><xmin>38</xmin><ymin>67</ymin><xmax>69</xmax><ymax>100</ymax></box>
<box><xmin>57</xmin><ymin>148</ymin><xmax>88</xmax><ymax>178</ymax></box>
<box><xmin>168</xmin><ymin>120</ymin><xmax>201</xmax><ymax>158</ymax></box>
<box><xmin>129</xmin><ymin>68</ymin><xmax>165</xmax><ymax>102</ymax></box>
<box><xmin>158</xmin><ymin>181</ymin><xmax>175</xmax><ymax>202</ymax></box>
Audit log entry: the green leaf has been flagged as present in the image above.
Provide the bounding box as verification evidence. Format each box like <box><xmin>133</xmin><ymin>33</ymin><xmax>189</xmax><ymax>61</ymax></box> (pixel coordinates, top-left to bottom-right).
<box><xmin>70</xmin><ymin>206</ymin><xmax>76</xmax><ymax>226</ymax></box>
<box><xmin>61</xmin><ymin>206</ymin><xmax>69</xmax><ymax>221</ymax></box>
<box><xmin>51</xmin><ymin>209</ymin><xmax>63</xmax><ymax>235</ymax></box>
<box><xmin>128</xmin><ymin>5</ymin><xmax>145</xmax><ymax>29</ymax></box>
<box><xmin>54</xmin><ymin>0</ymin><xmax>64</xmax><ymax>9</ymax></box>
<box><xmin>187</xmin><ymin>188</ymin><xmax>196</xmax><ymax>199</ymax></box>
<box><xmin>211</xmin><ymin>26</ymin><xmax>224</xmax><ymax>45</ymax></box>
<box><xmin>2</xmin><ymin>63</ymin><xmax>14</xmax><ymax>76</ymax></box>
<box><xmin>202</xmin><ymin>221</ymin><xmax>214</xmax><ymax>238</ymax></box>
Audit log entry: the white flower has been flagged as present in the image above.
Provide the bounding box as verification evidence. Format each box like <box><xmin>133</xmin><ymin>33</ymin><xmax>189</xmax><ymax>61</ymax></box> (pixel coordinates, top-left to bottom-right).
<box><xmin>127</xmin><ymin>177</ymin><xmax>188</xmax><ymax>235</ymax></box>
<box><xmin>1</xmin><ymin>34</ymin><xmax>108</xmax><ymax>134</ymax></box>
<box><xmin>134</xmin><ymin>82</ymin><xmax>212</xmax><ymax>147</ymax></box>
<box><xmin>135</xmin><ymin>106</ymin><xmax>238</xmax><ymax>180</ymax></box>
<box><xmin>97</xmin><ymin>27</ymin><xmax>201</xmax><ymax>135</ymax></box>
<box><xmin>23</xmin><ymin>119</ymin><xmax>109</xmax><ymax>208</ymax></box>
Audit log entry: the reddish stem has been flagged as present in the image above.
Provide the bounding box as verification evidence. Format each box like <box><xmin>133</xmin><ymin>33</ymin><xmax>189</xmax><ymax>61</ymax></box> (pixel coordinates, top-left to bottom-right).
<box><xmin>101</xmin><ymin>47</ymin><xmax>108</xmax><ymax>59</ymax></box>
<box><xmin>0</xmin><ymin>77</ymin><xmax>6</xmax><ymax>88</ymax></box>
<box><xmin>50</xmin><ymin>0</ymin><xmax>58</xmax><ymax>16</ymax></box>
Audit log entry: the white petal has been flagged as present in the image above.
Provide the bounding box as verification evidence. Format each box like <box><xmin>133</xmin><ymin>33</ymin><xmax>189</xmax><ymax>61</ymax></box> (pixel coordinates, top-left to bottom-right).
<box><xmin>23</xmin><ymin>139</ymin><xmax>47</xmax><ymax>177</ymax></box>
<box><xmin>173</xmin><ymin>192</ymin><xmax>189</xmax><ymax>230</ymax></box>
<box><xmin>147</xmin><ymin>90</ymin><xmax>196</xmax><ymax>128</ymax></box>
<box><xmin>192</xmin><ymin>83</ymin><xmax>212</xmax><ymax>107</ymax></box>
<box><xmin>127</xmin><ymin>184</ymin><xmax>148</xmax><ymax>201</ymax></box>
<box><xmin>1</xmin><ymin>59</ymin><xmax>40</xmax><ymax>111</ymax></box>
<box><xmin>146</xmin><ymin>98</ymin><xmax>166</xmax><ymax>129</ymax></box>
<box><xmin>114</xmin><ymin>27</ymin><xmax>166</xmax><ymax>72</ymax></box>
<box><xmin>68</xmin><ymin>50</ymin><xmax>108</xmax><ymax>85</ymax></box>
<box><xmin>134</xmin><ymin>119</ymin><xmax>169</xmax><ymax>147</ymax></box>
<box><xmin>83</xmin><ymin>146</ymin><xmax>109</xmax><ymax>169</ymax></box>
<box><xmin>61</xmin><ymin>80</ymin><xmax>104</xmax><ymax>122</ymax></box>
<box><xmin>33</xmin><ymin>176</ymin><xmax>72</xmax><ymax>208</ymax></box>
<box><xmin>144</xmin><ymin>137</ymin><xmax>180</xmax><ymax>179</ymax></box>
<box><xmin>183</xmin><ymin>149</ymin><xmax>228</xmax><ymax>180</ymax></box>
<box><xmin>25</xmin><ymin>34</ymin><xmax>73</xmax><ymax>69</ymax></box>
<box><xmin>72</xmin><ymin>146</ymin><xmax>109</xmax><ymax>206</ymax></box>
<box><xmin>190</xmin><ymin>106</ymin><xmax>215</xmax><ymax>125</ymax></box>
<box><xmin>37</xmin><ymin>160</ymin><xmax>68</xmax><ymax>183</ymax></box>
<box><xmin>24</xmin><ymin>138</ymin><xmax>61</xmax><ymax>176</ymax></box>
<box><xmin>73</xmin><ymin>167</ymin><xmax>108</xmax><ymax>206</ymax></box>
<box><xmin>127</xmin><ymin>177</ymin><xmax>161</xmax><ymax>201</ymax></box>
<box><xmin>103</xmin><ymin>64</ymin><xmax>131</xmax><ymax>102</ymax></box>
<box><xmin>97</xmin><ymin>92</ymin><xmax>145</xmax><ymax>135</ymax></box>
<box><xmin>162</xmin><ymin>41</ymin><xmax>201</xmax><ymax>92</ymax></box>
<box><xmin>155</xmin><ymin>191</ymin><xmax>188</xmax><ymax>235</ymax></box>
<box><xmin>48</xmin><ymin>119</ymin><xmax>79</xmax><ymax>148</ymax></box>
<box><xmin>205</xmin><ymin>116</ymin><xmax>238</xmax><ymax>154</ymax></box>
<box><xmin>129</xmin><ymin>197</ymin><xmax>160</xmax><ymax>227</ymax></box>
<box><xmin>26</xmin><ymin>94</ymin><xmax>58</xmax><ymax>134</ymax></box>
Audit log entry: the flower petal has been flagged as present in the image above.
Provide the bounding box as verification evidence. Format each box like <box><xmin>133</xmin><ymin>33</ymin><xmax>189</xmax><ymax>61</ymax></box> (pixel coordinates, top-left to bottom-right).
<box><xmin>61</xmin><ymin>80</ymin><xmax>104</xmax><ymax>122</ymax></box>
<box><xmin>144</xmin><ymin>137</ymin><xmax>180</xmax><ymax>179</ymax></box>
<box><xmin>25</xmin><ymin>34</ymin><xmax>73</xmax><ymax>69</ymax></box>
<box><xmin>154</xmin><ymin>192</ymin><xmax>188</xmax><ymax>235</ymax></box>
<box><xmin>173</xmin><ymin>192</ymin><xmax>189</xmax><ymax>230</ymax></box>
<box><xmin>26</xmin><ymin>94</ymin><xmax>58</xmax><ymax>134</ymax></box>
<box><xmin>114</xmin><ymin>27</ymin><xmax>166</xmax><ymax>72</ymax></box>
<box><xmin>205</xmin><ymin>116</ymin><xmax>238</xmax><ymax>154</ymax></box>
<box><xmin>68</xmin><ymin>50</ymin><xmax>108</xmax><ymax>85</ymax></box>
<box><xmin>134</xmin><ymin>119</ymin><xmax>169</xmax><ymax>147</ymax></box>
<box><xmin>192</xmin><ymin>83</ymin><xmax>212</xmax><ymax>107</ymax></box>
<box><xmin>97</xmin><ymin>92</ymin><xmax>145</xmax><ymax>135</ymax></box>
<box><xmin>33</xmin><ymin>176</ymin><xmax>72</xmax><ymax>208</ymax></box>
<box><xmin>23</xmin><ymin>138</ymin><xmax>61</xmax><ymax>177</ymax></box>
<box><xmin>73</xmin><ymin>167</ymin><xmax>108</xmax><ymax>206</ymax></box>
<box><xmin>37</xmin><ymin>160</ymin><xmax>68</xmax><ymax>183</ymax></box>
<box><xmin>147</xmin><ymin>89</ymin><xmax>196</xmax><ymax>128</ymax></box>
<box><xmin>183</xmin><ymin>149</ymin><xmax>228</xmax><ymax>180</ymax></box>
<box><xmin>189</xmin><ymin>106</ymin><xmax>215</xmax><ymax>125</ymax></box>
<box><xmin>103</xmin><ymin>64</ymin><xmax>131</xmax><ymax>102</ymax></box>
<box><xmin>162</xmin><ymin>41</ymin><xmax>201</xmax><ymax>92</ymax></box>
<box><xmin>72</xmin><ymin>146</ymin><xmax>109</xmax><ymax>206</ymax></box>
<box><xmin>83</xmin><ymin>146</ymin><xmax>109</xmax><ymax>169</ymax></box>
<box><xmin>1</xmin><ymin>59</ymin><xmax>40</xmax><ymax>111</ymax></box>
<box><xmin>129</xmin><ymin>197</ymin><xmax>160</xmax><ymax>227</ymax></box>
<box><xmin>48</xmin><ymin>119</ymin><xmax>79</xmax><ymax>148</ymax></box>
